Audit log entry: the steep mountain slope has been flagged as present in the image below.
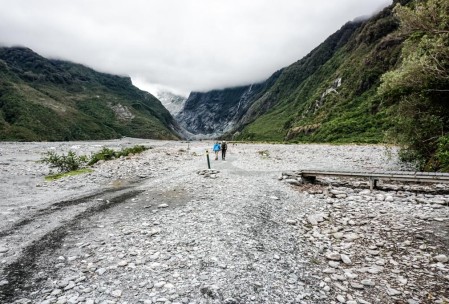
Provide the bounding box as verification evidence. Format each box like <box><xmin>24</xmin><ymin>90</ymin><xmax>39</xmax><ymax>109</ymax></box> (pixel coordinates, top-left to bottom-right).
<box><xmin>237</xmin><ymin>3</ymin><xmax>404</xmax><ymax>142</ymax></box>
<box><xmin>0</xmin><ymin>47</ymin><xmax>180</xmax><ymax>141</ymax></box>
<box><xmin>176</xmin><ymin>0</ymin><xmax>410</xmax><ymax>143</ymax></box>
<box><xmin>176</xmin><ymin>71</ymin><xmax>280</xmax><ymax>138</ymax></box>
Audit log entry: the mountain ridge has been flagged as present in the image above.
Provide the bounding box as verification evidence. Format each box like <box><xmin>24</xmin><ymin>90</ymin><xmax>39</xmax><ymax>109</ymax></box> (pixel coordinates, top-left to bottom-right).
<box><xmin>0</xmin><ymin>47</ymin><xmax>180</xmax><ymax>141</ymax></box>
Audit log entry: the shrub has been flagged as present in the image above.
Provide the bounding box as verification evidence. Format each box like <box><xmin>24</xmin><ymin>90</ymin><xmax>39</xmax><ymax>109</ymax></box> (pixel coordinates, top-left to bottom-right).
<box><xmin>120</xmin><ymin>145</ymin><xmax>147</xmax><ymax>156</ymax></box>
<box><xmin>88</xmin><ymin>147</ymin><xmax>118</xmax><ymax>165</ymax></box>
<box><xmin>88</xmin><ymin>145</ymin><xmax>148</xmax><ymax>165</ymax></box>
<box><xmin>436</xmin><ymin>135</ymin><xmax>449</xmax><ymax>172</ymax></box>
<box><xmin>42</xmin><ymin>145</ymin><xmax>149</xmax><ymax>174</ymax></box>
<box><xmin>41</xmin><ymin>150</ymin><xmax>88</xmax><ymax>173</ymax></box>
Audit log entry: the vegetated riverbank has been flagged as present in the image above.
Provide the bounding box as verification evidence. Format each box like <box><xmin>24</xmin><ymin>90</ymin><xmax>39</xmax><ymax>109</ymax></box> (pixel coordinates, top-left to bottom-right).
<box><xmin>0</xmin><ymin>140</ymin><xmax>448</xmax><ymax>303</ymax></box>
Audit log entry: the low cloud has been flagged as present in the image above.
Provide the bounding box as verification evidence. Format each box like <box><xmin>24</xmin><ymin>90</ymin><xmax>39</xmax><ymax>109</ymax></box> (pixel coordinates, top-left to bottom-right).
<box><xmin>0</xmin><ymin>0</ymin><xmax>392</xmax><ymax>95</ymax></box>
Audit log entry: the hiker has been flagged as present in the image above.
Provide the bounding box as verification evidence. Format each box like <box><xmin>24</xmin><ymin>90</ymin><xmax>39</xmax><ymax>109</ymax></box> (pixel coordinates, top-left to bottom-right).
<box><xmin>213</xmin><ymin>141</ymin><xmax>221</xmax><ymax>160</ymax></box>
<box><xmin>221</xmin><ymin>140</ymin><xmax>228</xmax><ymax>160</ymax></box>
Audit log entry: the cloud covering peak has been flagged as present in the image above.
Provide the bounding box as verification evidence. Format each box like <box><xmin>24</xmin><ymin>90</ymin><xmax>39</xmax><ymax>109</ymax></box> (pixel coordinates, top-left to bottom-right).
<box><xmin>0</xmin><ymin>0</ymin><xmax>392</xmax><ymax>95</ymax></box>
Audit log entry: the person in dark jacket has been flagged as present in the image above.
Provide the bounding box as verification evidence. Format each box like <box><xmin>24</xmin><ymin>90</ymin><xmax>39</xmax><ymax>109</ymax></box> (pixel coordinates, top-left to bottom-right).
<box><xmin>221</xmin><ymin>141</ymin><xmax>227</xmax><ymax>160</ymax></box>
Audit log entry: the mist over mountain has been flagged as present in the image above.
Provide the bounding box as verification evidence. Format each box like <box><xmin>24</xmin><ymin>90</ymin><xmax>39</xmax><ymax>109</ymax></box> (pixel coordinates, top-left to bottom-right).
<box><xmin>176</xmin><ymin>1</ymin><xmax>403</xmax><ymax>143</ymax></box>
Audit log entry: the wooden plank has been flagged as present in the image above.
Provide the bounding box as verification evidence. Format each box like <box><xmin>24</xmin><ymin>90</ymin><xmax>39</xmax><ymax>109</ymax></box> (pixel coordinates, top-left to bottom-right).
<box><xmin>299</xmin><ymin>169</ymin><xmax>449</xmax><ymax>186</ymax></box>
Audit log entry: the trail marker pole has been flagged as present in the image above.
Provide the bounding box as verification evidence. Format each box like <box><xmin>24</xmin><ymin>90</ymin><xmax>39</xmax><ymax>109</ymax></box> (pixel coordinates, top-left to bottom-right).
<box><xmin>206</xmin><ymin>150</ymin><xmax>211</xmax><ymax>169</ymax></box>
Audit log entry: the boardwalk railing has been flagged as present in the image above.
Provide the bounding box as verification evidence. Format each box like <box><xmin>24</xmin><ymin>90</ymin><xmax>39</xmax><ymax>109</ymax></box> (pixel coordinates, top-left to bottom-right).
<box><xmin>299</xmin><ymin>170</ymin><xmax>449</xmax><ymax>190</ymax></box>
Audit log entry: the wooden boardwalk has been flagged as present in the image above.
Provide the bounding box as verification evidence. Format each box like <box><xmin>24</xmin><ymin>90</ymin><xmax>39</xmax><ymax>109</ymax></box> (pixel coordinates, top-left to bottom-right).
<box><xmin>299</xmin><ymin>170</ymin><xmax>449</xmax><ymax>190</ymax></box>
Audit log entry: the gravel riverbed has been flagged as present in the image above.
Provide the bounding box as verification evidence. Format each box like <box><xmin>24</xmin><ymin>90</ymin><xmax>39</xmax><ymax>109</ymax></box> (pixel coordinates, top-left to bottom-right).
<box><xmin>0</xmin><ymin>140</ymin><xmax>448</xmax><ymax>304</ymax></box>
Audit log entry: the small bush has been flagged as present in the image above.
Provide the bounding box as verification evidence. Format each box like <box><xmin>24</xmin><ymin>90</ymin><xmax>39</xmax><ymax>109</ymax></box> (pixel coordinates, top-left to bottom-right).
<box><xmin>88</xmin><ymin>147</ymin><xmax>118</xmax><ymax>165</ymax></box>
<box><xmin>88</xmin><ymin>145</ymin><xmax>148</xmax><ymax>166</ymax></box>
<box><xmin>41</xmin><ymin>150</ymin><xmax>88</xmax><ymax>173</ymax></box>
<box><xmin>121</xmin><ymin>145</ymin><xmax>147</xmax><ymax>156</ymax></box>
<box><xmin>42</xmin><ymin>145</ymin><xmax>149</xmax><ymax>175</ymax></box>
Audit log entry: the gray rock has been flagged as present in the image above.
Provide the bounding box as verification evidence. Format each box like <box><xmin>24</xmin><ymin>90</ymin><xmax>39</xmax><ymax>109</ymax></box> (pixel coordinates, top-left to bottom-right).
<box><xmin>434</xmin><ymin>254</ymin><xmax>448</xmax><ymax>263</ymax></box>
<box><xmin>361</xmin><ymin>279</ymin><xmax>375</xmax><ymax>286</ymax></box>
<box><xmin>329</xmin><ymin>261</ymin><xmax>340</xmax><ymax>268</ymax></box>
<box><xmin>286</xmin><ymin>179</ymin><xmax>301</xmax><ymax>186</ymax></box>
<box><xmin>336</xmin><ymin>295</ymin><xmax>346</xmax><ymax>303</ymax></box>
<box><xmin>367</xmin><ymin>266</ymin><xmax>383</xmax><ymax>274</ymax></box>
<box><xmin>323</xmin><ymin>268</ymin><xmax>336</xmax><ymax>274</ymax></box>
<box><xmin>96</xmin><ymin>267</ymin><xmax>107</xmax><ymax>275</ymax></box>
<box><xmin>118</xmin><ymin>260</ymin><xmax>128</xmax><ymax>267</ymax></box>
<box><xmin>63</xmin><ymin>281</ymin><xmax>75</xmax><ymax>291</ymax></box>
<box><xmin>344</xmin><ymin>233</ymin><xmax>360</xmax><ymax>242</ymax></box>
<box><xmin>325</xmin><ymin>252</ymin><xmax>341</xmax><ymax>261</ymax></box>
<box><xmin>344</xmin><ymin>271</ymin><xmax>358</xmax><ymax>279</ymax></box>
<box><xmin>111</xmin><ymin>290</ymin><xmax>122</xmax><ymax>297</ymax></box>
<box><xmin>350</xmin><ymin>282</ymin><xmax>364</xmax><ymax>289</ymax></box>
<box><xmin>286</xmin><ymin>219</ymin><xmax>297</xmax><ymax>225</ymax></box>
<box><xmin>333</xmin><ymin>232</ymin><xmax>344</xmax><ymax>239</ymax></box>
<box><xmin>386</xmin><ymin>287</ymin><xmax>401</xmax><ymax>296</ymax></box>
<box><xmin>50</xmin><ymin>289</ymin><xmax>62</xmax><ymax>296</ymax></box>
<box><xmin>307</xmin><ymin>215</ymin><xmax>318</xmax><ymax>226</ymax></box>
<box><xmin>67</xmin><ymin>296</ymin><xmax>79</xmax><ymax>304</ymax></box>
<box><xmin>340</xmin><ymin>254</ymin><xmax>352</xmax><ymax>265</ymax></box>
<box><xmin>154</xmin><ymin>281</ymin><xmax>166</xmax><ymax>288</ymax></box>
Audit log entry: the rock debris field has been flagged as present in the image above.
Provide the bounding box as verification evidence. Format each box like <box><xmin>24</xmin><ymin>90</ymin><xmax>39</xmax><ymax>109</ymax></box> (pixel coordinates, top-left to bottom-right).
<box><xmin>0</xmin><ymin>139</ymin><xmax>448</xmax><ymax>304</ymax></box>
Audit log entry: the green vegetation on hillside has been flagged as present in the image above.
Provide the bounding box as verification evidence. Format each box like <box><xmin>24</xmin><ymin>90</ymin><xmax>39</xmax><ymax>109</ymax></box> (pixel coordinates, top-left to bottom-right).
<box><xmin>235</xmin><ymin>3</ymin><xmax>404</xmax><ymax>144</ymax></box>
<box><xmin>0</xmin><ymin>47</ymin><xmax>179</xmax><ymax>141</ymax></box>
<box><xmin>231</xmin><ymin>0</ymin><xmax>449</xmax><ymax>171</ymax></box>
<box><xmin>379</xmin><ymin>0</ymin><xmax>449</xmax><ymax>171</ymax></box>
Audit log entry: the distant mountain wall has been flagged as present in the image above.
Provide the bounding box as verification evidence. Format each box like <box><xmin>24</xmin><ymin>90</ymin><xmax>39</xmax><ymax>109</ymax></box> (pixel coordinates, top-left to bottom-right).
<box><xmin>176</xmin><ymin>71</ymin><xmax>281</xmax><ymax>139</ymax></box>
<box><xmin>0</xmin><ymin>47</ymin><xmax>180</xmax><ymax>141</ymax></box>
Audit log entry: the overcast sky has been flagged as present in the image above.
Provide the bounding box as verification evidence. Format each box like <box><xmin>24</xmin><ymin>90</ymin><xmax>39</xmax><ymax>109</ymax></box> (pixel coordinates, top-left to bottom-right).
<box><xmin>0</xmin><ymin>0</ymin><xmax>392</xmax><ymax>96</ymax></box>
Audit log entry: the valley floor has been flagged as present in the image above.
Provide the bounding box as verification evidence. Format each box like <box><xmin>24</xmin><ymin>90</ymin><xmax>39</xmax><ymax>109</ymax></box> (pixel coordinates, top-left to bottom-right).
<box><xmin>0</xmin><ymin>140</ymin><xmax>448</xmax><ymax>304</ymax></box>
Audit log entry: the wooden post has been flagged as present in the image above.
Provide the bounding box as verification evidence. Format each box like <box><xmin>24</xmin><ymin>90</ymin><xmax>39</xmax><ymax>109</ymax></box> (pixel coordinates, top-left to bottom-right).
<box><xmin>370</xmin><ymin>178</ymin><xmax>378</xmax><ymax>190</ymax></box>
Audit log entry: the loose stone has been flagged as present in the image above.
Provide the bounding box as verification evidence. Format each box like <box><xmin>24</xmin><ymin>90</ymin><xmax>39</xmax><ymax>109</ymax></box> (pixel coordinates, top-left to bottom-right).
<box><xmin>434</xmin><ymin>254</ymin><xmax>448</xmax><ymax>263</ymax></box>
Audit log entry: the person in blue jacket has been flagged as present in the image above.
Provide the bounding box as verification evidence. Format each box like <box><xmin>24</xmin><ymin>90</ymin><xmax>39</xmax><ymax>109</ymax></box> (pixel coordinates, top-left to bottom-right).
<box><xmin>213</xmin><ymin>142</ymin><xmax>221</xmax><ymax>160</ymax></box>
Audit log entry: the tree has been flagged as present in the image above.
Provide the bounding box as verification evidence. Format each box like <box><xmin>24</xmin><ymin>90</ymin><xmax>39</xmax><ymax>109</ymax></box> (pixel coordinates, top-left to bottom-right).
<box><xmin>379</xmin><ymin>0</ymin><xmax>449</xmax><ymax>171</ymax></box>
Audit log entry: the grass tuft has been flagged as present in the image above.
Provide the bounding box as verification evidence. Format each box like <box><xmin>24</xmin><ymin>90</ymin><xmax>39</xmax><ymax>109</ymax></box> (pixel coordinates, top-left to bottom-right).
<box><xmin>45</xmin><ymin>168</ymin><xmax>94</xmax><ymax>181</ymax></box>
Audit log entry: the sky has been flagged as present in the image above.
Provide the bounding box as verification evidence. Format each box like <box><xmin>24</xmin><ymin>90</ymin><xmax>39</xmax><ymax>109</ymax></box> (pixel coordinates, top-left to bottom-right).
<box><xmin>0</xmin><ymin>0</ymin><xmax>392</xmax><ymax>96</ymax></box>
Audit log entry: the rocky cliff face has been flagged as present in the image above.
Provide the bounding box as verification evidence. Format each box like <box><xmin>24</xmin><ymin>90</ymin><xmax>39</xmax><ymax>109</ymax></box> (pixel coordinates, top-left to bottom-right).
<box><xmin>175</xmin><ymin>72</ymin><xmax>281</xmax><ymax>139</ymax></box>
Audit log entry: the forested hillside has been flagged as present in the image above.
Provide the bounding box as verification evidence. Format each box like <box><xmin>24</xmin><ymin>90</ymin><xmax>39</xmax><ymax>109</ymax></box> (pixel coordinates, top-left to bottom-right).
<box><xmin>178</xmin><ymin>0</ymin><xmax>448</xmax><ymax>171</ymax></box>
<box><xmin>235</xmin><ymin>1</ymin><xmax>407</xmax><ymax>143</ymax></box>
<box><xmin>0</xmin><ymin>47</ymin><xmax>180</xmax><ymax>141</ymax></box>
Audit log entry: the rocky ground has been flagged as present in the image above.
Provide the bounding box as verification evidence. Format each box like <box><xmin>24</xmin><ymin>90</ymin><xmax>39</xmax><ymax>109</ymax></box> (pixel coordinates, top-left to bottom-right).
<box><xmin>0</xmin><ymin>140</ymin><xmax>448</xmax><ymax>304</ymax></box>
